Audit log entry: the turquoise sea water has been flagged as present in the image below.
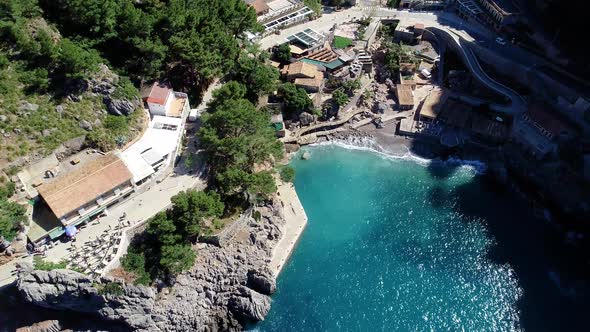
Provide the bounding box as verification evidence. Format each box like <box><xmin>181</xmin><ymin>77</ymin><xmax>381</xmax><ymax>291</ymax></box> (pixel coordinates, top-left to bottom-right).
<box><xmin>253</xmin><ymin>144</ymin><xmax>587</xmax><ymax>332</ymax></box>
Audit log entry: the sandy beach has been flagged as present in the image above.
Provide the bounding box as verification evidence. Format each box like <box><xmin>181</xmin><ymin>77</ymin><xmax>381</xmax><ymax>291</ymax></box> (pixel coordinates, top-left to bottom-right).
<box><xmin>270</xmin><ymin>181</ymin><xmax>308</xmax><ymax>277</ymax></box>
<box><xmin>357</xmin><ymin>121</ymin><xmax>445</xmax><ymax>159</ymax></box>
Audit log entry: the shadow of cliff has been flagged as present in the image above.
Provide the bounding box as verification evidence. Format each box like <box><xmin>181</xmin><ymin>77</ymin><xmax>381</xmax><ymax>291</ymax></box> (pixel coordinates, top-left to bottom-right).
<box><xmin>448</xmin><ymin>175</ymin><xmax>590</xmax><ymax>331</ymax></box>
<box><xmin>404</xmin><ymin>127</ymin><xmax>590</xmax><ymax>331</ymax></box>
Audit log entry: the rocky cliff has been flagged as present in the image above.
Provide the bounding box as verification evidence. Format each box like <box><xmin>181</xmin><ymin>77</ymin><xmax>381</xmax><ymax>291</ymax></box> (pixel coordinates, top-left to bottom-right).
<box><xmin>17</xmin><ymin>199</ymin><xmax>287</xmax><ymax>331</ymax></box>
<box><xmin>17</xmin><ymin>264</ymin><xmax>156</xmax><ymax>330</ymax></box>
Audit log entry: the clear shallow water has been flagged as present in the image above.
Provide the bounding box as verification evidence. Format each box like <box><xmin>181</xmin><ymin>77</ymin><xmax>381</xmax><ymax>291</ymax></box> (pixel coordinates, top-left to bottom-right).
<box><xmin>254</xmin><ymin>144</ymin><xmax>574</xmax><ymax>332</ymax></box>
<box><xmin>251</xmin><ymin>145</ymin><xmax>588</xmax><ymax>331</ymax></box>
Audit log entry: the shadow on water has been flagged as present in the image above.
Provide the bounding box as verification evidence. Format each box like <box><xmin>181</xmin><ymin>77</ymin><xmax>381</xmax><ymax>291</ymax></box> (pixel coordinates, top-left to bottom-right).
<box><xmin>407</xmin><ymin>138</ymin><xmax>590</xmax><ymax>332</ymax></box>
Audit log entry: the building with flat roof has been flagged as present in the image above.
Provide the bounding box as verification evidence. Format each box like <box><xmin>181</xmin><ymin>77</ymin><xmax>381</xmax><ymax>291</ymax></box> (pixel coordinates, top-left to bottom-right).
<box><xmin>141</xmin><ymin>81</ymin><xmax>190</xmax><ymax>118</ymax></box>
<box><xmin>418</xmin><ymin>88</ymin><xmax>448</xmax><ymax>121</ymax></box>
<box><xmin>37</xmin><ymin>153</ymin><xmax>134</xmax><ymax>227</ymax></box>
<box><xmin>396</xmin><ymin>85</ymin><xmax>414</xmax><ymax>110</ymax></box>
<box><xmin>282</xmin><ymin>61</ymin><xmax>321</xmax><ymax>81</ymax></box>
<box><xmin>470</xmin><ymin>113</ymin><xmax>509</xmax><ymax>142</ymax></box>
<box><xmin>121</xmin><ymin>116</ymin><xmax>184</xmax><ymax>185</ymax></box>
<box><xmin>294</xmin><ymin>74</ymin><xmax>324</xmax><ymax>93</ymax></box>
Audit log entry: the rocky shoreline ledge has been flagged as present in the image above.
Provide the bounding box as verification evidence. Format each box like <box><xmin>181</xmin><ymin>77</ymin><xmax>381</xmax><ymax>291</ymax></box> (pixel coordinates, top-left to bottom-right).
<box><xmin>16</xmin><ymin>196</ymin><xmax>296</xmax><ymax>331</ymax></box>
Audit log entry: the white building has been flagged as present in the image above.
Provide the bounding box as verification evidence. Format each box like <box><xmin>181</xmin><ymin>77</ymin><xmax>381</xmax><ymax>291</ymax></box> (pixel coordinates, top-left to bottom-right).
<box><xmin>142</xmin><ymin>82</ymin><xmax>191</xmax><ymax>118</ymax></box>
<box><xmin>120</xmin><ymin>116</ymin><xmax>184</xmax><ymax>185</ymax></box>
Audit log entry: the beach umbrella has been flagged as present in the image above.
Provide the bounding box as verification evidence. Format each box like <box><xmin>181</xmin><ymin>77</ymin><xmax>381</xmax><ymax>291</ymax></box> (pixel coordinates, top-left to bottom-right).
<box><xmin>65</xmin><ymin>225</ymin><xmax>77</xmax><ymax>237</ymax></box>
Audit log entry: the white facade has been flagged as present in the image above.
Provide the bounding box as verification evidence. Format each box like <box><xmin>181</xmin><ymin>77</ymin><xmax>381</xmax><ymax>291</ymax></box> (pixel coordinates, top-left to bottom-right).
<box><xmin>147</xmin><ymin>91</ymin><xmax>175</xmax><ymax>117</ymax></box>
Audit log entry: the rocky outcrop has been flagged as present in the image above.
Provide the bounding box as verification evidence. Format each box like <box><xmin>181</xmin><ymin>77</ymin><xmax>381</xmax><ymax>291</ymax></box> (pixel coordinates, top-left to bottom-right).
<box><xmin>17</xmin><ymin>199</ymin><xmax>288</xmax><ymax>331</ymax></box>
<box><xmin>15</xmin><ymin>320</ymin><xmax>62</xmax><ymax>332</ymax></box>
<box><xmin>104</xmin><ymin>97</ymin><xmax>137</xmax><ymax>116</ymax></box>
<box><xmin>247</xmin><ymin>269</ymin><xmax>276</xmax><ymax>295</ymax></box>
<box><xmin>149</xmin><ymin>199</ymin><xmax>285</xmax><ymax>331</ymax></box>
<box><xmin>228</xmin><ymin>286</ymin><xmax>271</xmax><ymax>321</ymax></box>
<box><xmin>299</xmin><ymin>112</ymin><xmax>315</xmax><ymax>126</ymax></box>
<box><xmin>17</xmin><ymin>263</ymin><xmax>157</xmax><ymax>330</ymax></box>
<box><xmin>18</xmin><ymin>102</ymin><xmax>40</xmax><ymax>112</ymax></box>
<box><xmin>63</xmin><ymin>64</ymin><xmax>139</xmax><ymax>117</ymax></box>
<box><xmin>78</xmin><ymin>120</ymin><xmax>93</xmax><ymax>131</ymax></box>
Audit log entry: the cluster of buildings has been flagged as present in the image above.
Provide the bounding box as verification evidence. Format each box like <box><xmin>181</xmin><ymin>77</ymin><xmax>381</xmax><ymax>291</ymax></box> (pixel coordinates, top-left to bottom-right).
<box><xmin>22</xmin><ymin>82</ymin><xmax>192</xmax><ymax>244</ymax></box>
<box><xmin>382</xmin><ymin>21</ymin><xmax>513</xmax><ymax>147</ymax></box>
<box><xmin>264</xmin><ymin>26</ymin><xmax>375</xmax><ymax>117</ymax></box>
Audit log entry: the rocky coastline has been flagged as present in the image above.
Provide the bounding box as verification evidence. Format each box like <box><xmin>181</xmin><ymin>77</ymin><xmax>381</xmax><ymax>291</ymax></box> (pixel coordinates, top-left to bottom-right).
<box><xmin>16</xmin><ymin>198</ymin><xmax>290</xmax><ymax>331</ymax></box>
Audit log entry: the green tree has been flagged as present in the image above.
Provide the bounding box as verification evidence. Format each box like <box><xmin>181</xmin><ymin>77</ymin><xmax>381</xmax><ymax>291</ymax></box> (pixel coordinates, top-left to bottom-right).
<box><xmin>279</xmin><ymin>165</ymin><xmax>295</xmax><ymax>182</ymax></box>
<box><xmin>332</xmin><ymin>90</ymin><xmax>349</xmax><ymax>108</ymax></box>
<box><xmin>120</xmin><ymin>252</ymin><xmax>151</xmax><ymax>285</ymax></box>
<box><xmin>199</xmin><ymin>98</ymin><xmax>282</xmax><ymax>171</ymax></box>
<box><xmin>279</xmin><ymin>83</ymin><xmax>312</xmax><ymax>118</ymax></box>
<box><xmin>169</xmin><ymin>190</ymin><xmax>224</xmax><ymax>238</ymax></box>
<box><xmin>387</xmin><ymin>0</ymin><xmax>401</xmax><ymax>8</ymax></box>
<box><xmin>341</xmin><ymin>79</ymin><xmax>361</xmax><ymax>94</ymax></box>
<box><xmin>147</xmin><ymin>212</ymin><xmax>181</xmax><ymax>246</ymax></box>
<box><xmin>207</xmin><ymin>81</ymin><xmax>247</xmax><ymax>111</ymax></box>
<box><xmin>275</xmin><ymin>43</ymin><xmax>292</xmax><ymax>63</ymax></box>
<box><xmin>233</xmin><ymin>53</ymin><xmax>279</xmax><ymax>101</ymax></box>
<box><xmin>0</xmin><ymin>182</ymin><xmax>15</xmax><ymax>200</ymax></box>
<box><xmin>57</xmin><ymin>39</ymin><xmax>101</xmax><ymax>78</ymax></box>
<box><xmin>382</xmin><ymin>41</ymin><xmax>402</xmax><ymax>75</ymax></box>
<box><xmin>304</xmin><ymin>0</ymin><xmax>322</xmax><ymax>16</ymax></box>
<box><xmin>0</xmin><ymin>196</ymin><xmax>26</xmax><ymax>241</ymax></box>
<box><xmin>246</xmin><ymin>171</ymin><xmax>276</xmax><ymax>201</ymax></box>
<box><xmin>40</xmin><ymin>0</ymin><xmax>121</xmax><ymax>40</ymax></box>
<box><xmin>159</xmin><ymin>244</ymin><xmax>196</xmax><ymax>275</ymax></box>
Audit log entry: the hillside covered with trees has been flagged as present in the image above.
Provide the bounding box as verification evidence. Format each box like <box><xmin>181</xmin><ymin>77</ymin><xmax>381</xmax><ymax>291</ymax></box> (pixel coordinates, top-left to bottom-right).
<box><xmin>0</xmin><ymin>0</ymin><xmax>261</xmax><ymax>164</ymax></box>
<box><xmin>1</xmin><ymin>0</ymin><xmax>287</xmax><ymax>259</ymax></box>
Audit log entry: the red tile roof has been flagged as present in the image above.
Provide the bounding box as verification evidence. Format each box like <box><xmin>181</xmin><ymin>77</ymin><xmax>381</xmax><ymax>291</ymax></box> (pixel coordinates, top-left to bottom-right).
<box><xmin>37</xmin><ymin>153</ymin><xmax>132</xmax><ymax>219</ymax></box>
<box><xmin>145</xmin><ymin>82</ymin><xmax>172</xmax><ymax>105</ymax></box>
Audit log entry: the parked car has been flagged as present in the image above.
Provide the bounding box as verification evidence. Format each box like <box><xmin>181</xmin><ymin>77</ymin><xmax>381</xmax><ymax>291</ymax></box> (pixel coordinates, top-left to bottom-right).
<box><xmin>495</xmin><ymin>37</ymin><xmax>506</xmax><ymax>45</ymax></box>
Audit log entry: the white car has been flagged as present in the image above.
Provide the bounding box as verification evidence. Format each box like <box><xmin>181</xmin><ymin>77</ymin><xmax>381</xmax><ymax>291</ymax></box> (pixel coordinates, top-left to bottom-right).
<box><xmin>495</xmin><ymin>37</ymin><xmax>506</xmax><ymax>45</ymax></box>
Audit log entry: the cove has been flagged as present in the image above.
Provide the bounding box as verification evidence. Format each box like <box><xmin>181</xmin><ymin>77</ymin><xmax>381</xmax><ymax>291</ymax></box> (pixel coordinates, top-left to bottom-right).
<box><xmin>253</xmin><ymin>144</ymin><xmax>588</xmax><ymax>332</ymax></box>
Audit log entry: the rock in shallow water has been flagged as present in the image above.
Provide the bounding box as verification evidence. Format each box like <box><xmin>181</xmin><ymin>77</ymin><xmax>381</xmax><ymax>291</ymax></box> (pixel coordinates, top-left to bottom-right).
<box><xmin>228</xmin><ymin>287</ymin><xmax>271</xmax><ymax>321</ymax></box>
<box><xmin>247</xmin><ymin>269</ymin><xmax>276</xmax><ymax>295</ymax></box>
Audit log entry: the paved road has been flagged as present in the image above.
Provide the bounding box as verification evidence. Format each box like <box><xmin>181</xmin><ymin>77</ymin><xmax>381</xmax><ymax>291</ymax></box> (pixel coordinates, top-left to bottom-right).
<box><xmin>428</xmin><ymin>27</ymin><xmax>526</xmax><ymax>114</ymax></box>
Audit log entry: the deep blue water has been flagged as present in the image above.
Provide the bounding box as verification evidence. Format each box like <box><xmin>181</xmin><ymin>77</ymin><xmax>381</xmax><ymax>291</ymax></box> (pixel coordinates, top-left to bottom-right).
<box><xmin>253</xmin><ymin>144</ymin><xmax>588</xmax><ymax>332</ymax></box>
